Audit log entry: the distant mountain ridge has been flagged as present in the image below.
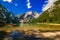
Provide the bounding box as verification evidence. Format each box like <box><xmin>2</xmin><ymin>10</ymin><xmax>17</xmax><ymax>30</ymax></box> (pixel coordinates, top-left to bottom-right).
<box><xmin>17</xmin><ymin>11</ymin><xmax>39</xmax><ymax>22</ymax></box>
<box><xmin>0</xmin><ymin>4</ymin><xmax>40</xmax><ymax>26</ymax></box>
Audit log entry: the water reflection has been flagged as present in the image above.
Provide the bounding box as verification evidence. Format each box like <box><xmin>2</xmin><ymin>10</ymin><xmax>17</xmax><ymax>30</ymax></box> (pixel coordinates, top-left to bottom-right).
<box><xmin>0</xmin><ymin>30</ymin><xmax>59</xmax><ymax>40</ymax></box>
<box><xmin>0</xmin><ymin>31</ymin><xmax>7</xmax><ymax>40</ymax></box>
<box><xmin>9</xmin><ymin>30</ymin><xmax>23</xmax><ymax>40</ymax></box>
<box><xmin>6</xmin><ymin>30</ymin><xmax>41</xmax><ymax>40</ymax></box>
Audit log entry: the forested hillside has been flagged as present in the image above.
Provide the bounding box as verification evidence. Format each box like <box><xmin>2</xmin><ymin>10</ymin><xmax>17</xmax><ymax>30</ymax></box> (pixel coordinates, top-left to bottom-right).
<box><xmin>32</xmin><ymin>0</ymin><xmax>60</xmax><ymax>23</ymax></box>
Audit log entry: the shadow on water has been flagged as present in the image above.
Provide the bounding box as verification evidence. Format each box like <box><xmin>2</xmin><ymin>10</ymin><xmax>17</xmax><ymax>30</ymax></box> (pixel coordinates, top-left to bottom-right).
<box><xmin>0</xmin><ymin>30</ymin><xmax>7</xmax><ymax>40</ymax></box>
<box><xmin>0</xmin><ymin>30</ymin><xmax>57</xmax><ymax>40</ymax></box>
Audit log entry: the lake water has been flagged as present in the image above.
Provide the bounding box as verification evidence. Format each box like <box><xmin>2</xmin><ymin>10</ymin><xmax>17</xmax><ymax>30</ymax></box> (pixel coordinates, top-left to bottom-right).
<box><xmin>0</xmin><ymin>30</ymin><xmax>58</xmax><ymax>40</ymax></box>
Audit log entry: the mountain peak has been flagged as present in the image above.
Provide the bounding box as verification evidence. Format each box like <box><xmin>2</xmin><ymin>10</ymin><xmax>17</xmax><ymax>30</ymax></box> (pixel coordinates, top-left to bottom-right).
<box><xmin>17</xmin><ymin>11</ymin><xmax>40</xmax><ymax>22</ymax></box>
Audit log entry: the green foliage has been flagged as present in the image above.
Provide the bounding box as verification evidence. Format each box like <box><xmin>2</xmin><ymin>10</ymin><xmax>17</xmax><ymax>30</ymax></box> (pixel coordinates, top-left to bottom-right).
<box><xmin>54</xmin><ymin>0</ymin><xmax>60</xmax><ymax>5</ymax></box>
<box><xmin>31</xmin><ymin>0</ymin><xmax>60</xmax><ymax>23</ymax></box>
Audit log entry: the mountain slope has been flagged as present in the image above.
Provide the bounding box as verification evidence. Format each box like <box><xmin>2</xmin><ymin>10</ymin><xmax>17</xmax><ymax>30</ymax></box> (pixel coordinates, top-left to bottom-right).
<box><xmin>0</xmin><ymin>4</ymin><xmax>19</xmax><ymax>26</ymax></box>
<box><xmin>17</xmin><ymin>11</ymin><xmax>39</xmax><ymax>22</ymax></box>
<box><xmin>32</xmin><ymin>0</ymin><xmax>60</xmax><ymax>23</ymax></box>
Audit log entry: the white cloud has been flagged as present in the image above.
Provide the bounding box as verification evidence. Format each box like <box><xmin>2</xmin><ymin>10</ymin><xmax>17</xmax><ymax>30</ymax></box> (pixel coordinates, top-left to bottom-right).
<box><xmin>3</xmin><ymin>0</ymin><xmax>12</xmax><ymax>3</ymax></box>
<box><xmin>27</xmin><ymin>2</ymin><xmax>32</xmax><ymax>8</ymax></box>
<box><xmin>27</xmin><ymin>5</ymin><xmax>32</xmax><ymax>8</ymax></box>
<box><xmin>27</xmin><ymin>0</ymin><xmax>30</xmax><ymax>2</ymax></box>
<box><xmin>15</xmin><ymin>3</ymin><xmax>18</xmax><ymax>6</ymax></box>
<box><xmin>26</xmin><ymin>0</ymin><xmax>32</xmax><ymax>9</ymax></box>
<box><xmin>42</xmin><ymin>0</ymin><xmax>58</xmax><ymax>11</ymax></box>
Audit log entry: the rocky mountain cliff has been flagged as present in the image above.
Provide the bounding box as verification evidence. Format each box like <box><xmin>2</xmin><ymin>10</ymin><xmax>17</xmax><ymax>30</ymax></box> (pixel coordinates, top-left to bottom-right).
<box><xmin>17</xmin><ymin>11</ymin><xmax>39</xmax><ymax>22</ymax></box>
<box><xmin>32</xmin><ymin>0</ymin><xmax>60</xmax><ymax>23</ymax></box>
<box><xmin>0</xmin><ymin>4</ymin><xmax>19</xmax><ymax>26</ymax></box>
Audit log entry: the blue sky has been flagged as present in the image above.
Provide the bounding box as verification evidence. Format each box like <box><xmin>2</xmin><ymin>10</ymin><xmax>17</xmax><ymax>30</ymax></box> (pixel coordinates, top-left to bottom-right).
<box><xmin>0</xmin><ymin>0</ymin><xmax>57</xmax><ymax>16</ymax></box>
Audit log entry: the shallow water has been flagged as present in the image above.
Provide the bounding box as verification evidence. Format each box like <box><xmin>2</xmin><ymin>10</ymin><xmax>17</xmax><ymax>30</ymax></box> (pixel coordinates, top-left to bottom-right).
<box><xmin>0</xmin><ymin>30</ymin><xmax>60</xmax><ymax>40</ymax></box>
